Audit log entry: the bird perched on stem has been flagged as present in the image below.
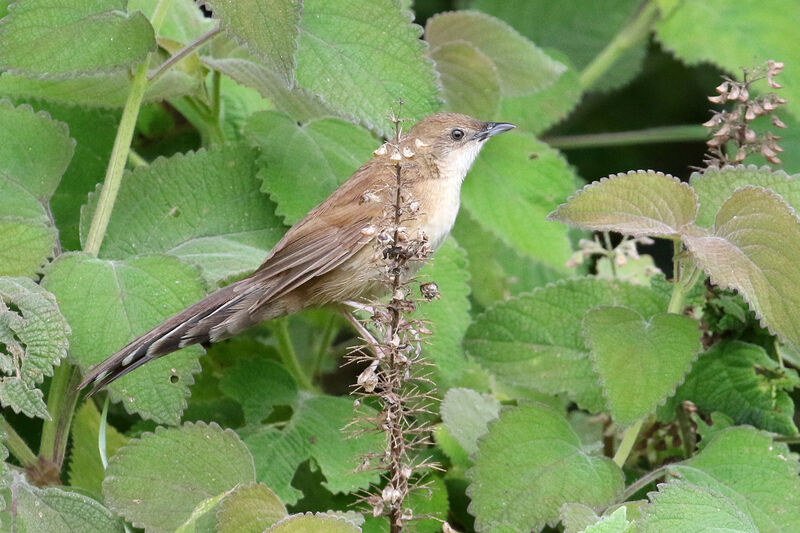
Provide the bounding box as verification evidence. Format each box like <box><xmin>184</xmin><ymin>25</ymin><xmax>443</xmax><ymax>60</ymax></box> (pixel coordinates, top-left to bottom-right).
<box><xmin>79</xmin><ymin>112</ymin><xmax>514</xmax><ymax>395</ymax></box>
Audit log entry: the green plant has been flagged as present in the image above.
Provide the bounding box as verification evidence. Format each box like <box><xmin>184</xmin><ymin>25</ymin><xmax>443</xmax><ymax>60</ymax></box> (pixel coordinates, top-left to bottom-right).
<box><xmin>1</xmin><ymin>0</ymin><xmax>799</xmax><ymax>532</ymax></box>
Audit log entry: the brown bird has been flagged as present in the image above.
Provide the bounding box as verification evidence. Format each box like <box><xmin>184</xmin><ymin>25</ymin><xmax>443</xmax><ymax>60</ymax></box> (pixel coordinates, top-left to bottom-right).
<box><xmin>79</xmin><ymin>113</ymin><xmax>514</xmax><ymax>394</ymax></box>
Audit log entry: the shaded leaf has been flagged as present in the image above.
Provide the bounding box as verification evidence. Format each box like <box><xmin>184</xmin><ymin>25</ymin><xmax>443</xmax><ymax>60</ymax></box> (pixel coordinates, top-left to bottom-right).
<box><xmin>0</xmin><ymin>0</ymin><xmax>156</xmax><ymax>79</ymax></box>
<box><xmin>42</xmin><ymin>253</ymin><xmax>206</xmax><ymax>424</ymax></box>
<box><xmin>216</xmin><ymin>482</ymin><xmax>288</xmax><ymax>533</ymax></box>
<box><xmin>441</xmin><ymin>388</ymin><xmax>500</xmax><ymax>455</ymax></box>
<box><xmin>584</xmin><ymin>306</ymin><xmax>701</xmax><ymax>427</ymax></box>
<box><xmin>241</xmin><ymin>425</ymin><xmax>308</xmax><ymax>505</ymax></box>
<box><xmin>429</xmin><ymin>41</ymin><xmax>500</xmax><ymax>117</ymax></box>
<box><xmin>204</xmin><ymin>0</ymin><xmax>301</xmax><ymax>86</ymax></box>
<box><xmin>294</xmin><ymin>0</ymin><xmax>441</xmax><ymax>136</ymax></box>
<box><xmin>425</xmin><ymin>11</ymin><xmax>566</xmax><ymax>96</ymax></box>
<box><xmin>682</xmin><ymin>187</ymin><xmax>800</xmax><ymax>351</ymax></box>
<box><xmin>466</xmin><ymin>402</ymin><xmax>623</xmax><ymax>532</ymax></box>
<box><xmin>68</xmin><ymin>401</ymin><xmax>128</xmax><ymax>497</ymax></box>
<box><xmin>464</xmin><ymin>278</ymin><xmax>669</xmax><ymax>412</ymax></box>
<box><xmin>103</xmin><ymin>421</ymin><xmax>255</xmax><ymax>533</ymax></box>
<box><xmin>218</xmin><ymin>358</ymin><xmax>298</xmax><ymax>425</ymax></box>
<box><xmin>244</xmin><ymin>111</ymin><xmax>377</xmax><ymax>224</ymax></box>
<box><xmin>548</xmin><ymin>170</ymin><xmax>698</xmax><ymax>238</ymax></box>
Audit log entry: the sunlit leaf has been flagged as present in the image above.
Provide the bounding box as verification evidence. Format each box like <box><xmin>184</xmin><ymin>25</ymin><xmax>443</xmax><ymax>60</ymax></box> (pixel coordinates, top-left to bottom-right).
<box><xmin>441</xmin><ymin>388</ymin><xmax>500</xmax><ymax>455</ymax></box>
<box><xmin>216</xmin><ymin>482</ymin><xmax>287</xmax><ymax>533</ymax></box>
<box><xmin>265</xmin><ymin>513</ymin><xmax>361</xmax><ymax>533</ymax></box>
<box><xmin>429</xmin><ymin>41</ymin><xmax>500</xmax><ymax>117</ymax></box>
<box><xmin>548</xmin><ymin>170</ymin><xmax>698</xmax><ymax>237</ymax></box>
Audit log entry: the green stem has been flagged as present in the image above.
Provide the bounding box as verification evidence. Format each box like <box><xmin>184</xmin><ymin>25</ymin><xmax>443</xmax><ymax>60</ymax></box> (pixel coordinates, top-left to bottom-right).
<box><xmin>1</xmin><ymin>416</ymin><xmax>37</xmax><ymax>468</ymax></box>
<box><xmin>99</xmin><ymin>396</ymin><xmax>110</xmax><ymax>470</ymax></box>
<box><xmin>579</xmin><ymin>0</ymin><xmax>660</xmax><ymax>90</ymax></box>
<box><xmin>273</xmin><ymin>318</ymin><xmax>316</xmax><ymax>391</ymax></box>
<box><xmin>675</xmin><ymin>402</ymin><xmax>696</xmax><ymax>457</ymax></box>
<box><xmin>127</xmin><ymin>149</ymin><xmax>148</xmax><ymax>168</ymax></box>
<box><xmin>311</xmin><ymin>314</ymin><xmax>339</xmax><ymax>378</ymax></box>
<box><xmin>38</xmin><ymin>365</ymin><xmax>81</xmax><ymax>467</ymax></box>
<box><xmin>148</xmin><ymin>25</ymin><xmax>221</xmax><ymax>83</ymax></box>
<box><xmin>545</xmin><ymin>125</ymin><xmax>707</xmax><ymax>150</ymax></box>
<box><xmin>620</xmin><ymin>465</ymin><xmax>669</xmax><ymax>501</ymax></box>
<box><xmin>613</xmin><ymin>418</ymin><xmax>643</xmax><ymax>467</ymax></box>
<box><xmin>602</xmin><ymin>231</ymin><xmax>617</xmax><ymax>277</ymax></box>
<box><xmin>208</xmin><ymin>69</ymin><xmax>225</xmax><ymax>145</ymax></box>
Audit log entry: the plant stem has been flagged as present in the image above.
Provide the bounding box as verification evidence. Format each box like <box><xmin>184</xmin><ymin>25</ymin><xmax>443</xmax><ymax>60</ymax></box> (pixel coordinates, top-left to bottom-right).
<box><xmin>147</xmin><ymin>25</ymin><xmax>222</xmax><ymax>83</ymax></box>
<box><xmin>38</xmin><ymin>365</ymin><xmax>81</xmax><ymax>467</ymax></box>
<box><xmin>579</xmin><ymin>0</ymin><xmax>660</xmax><ymax>90</ymax></box>
<box><xmin>602</xmin><ymin>231</ymin><xmax>617</xmax><ymax>277</ymax></box>
<box><xmin>620</xmin><ymin>465</ymin><xmax>669</xmax><ymax>501</ymax></box>
<box><xmin>311</xmin><ymin>314</ymin><xmax>339</xmax><ymax>378</ymax></box>
<box><xmin>1</xmin><ymin>416</ymin><xmax>37</xmax><ymax>468</ymax></box>
<box><xmin>675</xmin><ymin>402</ymin><xmax>696</xmax><ymax>457</ymax></box>
<box><xmin>272</xmin><ymin>318</ymin><xmax>316</xmax><ymax>391</ymax></box>
<box><xmin>613</xmin><ymin>418</ymin><xmax>643</xmax><ymax>467</ymax></box>
<box><xmin>208</xmin><ymin>69</ymin><xmax>225</xmax><ymax>145</ymax></box>
<box><xmin>99</xmin><ymin>396</ymin><xmax>110</xmax><ymax>470</ymax></box>
<box><xmin>128</xmin><ymin>149</ymin><xmax>148</xmax><ymax>168</ymax></box>
<box><xmin>545</xmin><ymin>125</ymin><xmax>707</xmax><ymax>150</ymax></box>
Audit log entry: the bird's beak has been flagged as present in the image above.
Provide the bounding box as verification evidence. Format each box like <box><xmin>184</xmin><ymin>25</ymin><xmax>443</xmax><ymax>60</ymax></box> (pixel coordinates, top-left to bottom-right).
<box><xmin>474</xmin><ymin>122</ymin><xmax>516</xmax><ymax>141</ymax></box>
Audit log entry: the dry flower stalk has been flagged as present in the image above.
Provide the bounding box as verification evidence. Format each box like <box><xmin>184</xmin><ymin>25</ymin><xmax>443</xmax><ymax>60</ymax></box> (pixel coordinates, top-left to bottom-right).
<box><xmin>703</xmin><ymin>59</ymin><xmax>787</xmax><ymax>167</ymax></box>
<box><xmin>346</xmin><ymin>113</ymin><xmax>440</xmax><ymax>533</ymax></box>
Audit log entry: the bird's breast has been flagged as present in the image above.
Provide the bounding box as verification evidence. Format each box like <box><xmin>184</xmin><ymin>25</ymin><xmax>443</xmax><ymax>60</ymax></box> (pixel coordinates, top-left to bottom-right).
<box><xmin>416</xmin><ymin>177</ymin><xmax>462</xmax><ymax>251</ymax></box>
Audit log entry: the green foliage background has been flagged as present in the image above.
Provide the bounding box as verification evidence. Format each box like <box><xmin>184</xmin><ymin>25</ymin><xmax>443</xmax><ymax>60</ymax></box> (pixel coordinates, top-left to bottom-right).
<box><xmin>0</xmin><ymin>0</ymin><xmax>799</xmax><ymax>532</ymax></box>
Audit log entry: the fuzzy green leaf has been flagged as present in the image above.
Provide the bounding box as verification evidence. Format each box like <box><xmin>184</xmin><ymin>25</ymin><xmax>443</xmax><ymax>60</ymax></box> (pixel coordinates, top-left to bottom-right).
<box><xmin>0</xmin><ymin>277</ymin><xmax>70</xmax><ymax>419</ymax></box>
<box><xmin>294</xmin><ymin>0</ymin><xmax>441</xmax><ymax>136</ymax></box>
<box><xmin>665</xmin><ymin>426</ymin><xmax>800</xmax><ymax>532</ymax></box>
<box><xmin>429</xmin><ymin>41</ymin><xmax>500</xmax><ymax>117</ymax></box>
<box><xmin>414</xmin><ymin>238</ymin><xmax>473</xmax><ymax>386</ymax></box>
<box><xmin>245</xmin><ymin>111</ymin><xmax>377</xmax><ymax>224</ymax></box>
<box><xmin>241</xmin><ymin>425</ymin><xmax>308</xmax><ymax>505</ymax></box>
<box><xmin>203</xmin><ymin>0</ymin><xmax>301</xmax><ymax>86</ymax></box>
<box><xmin>583</xmin><ymin>306</ymin><xmax>700</xmax><ymax>427</ymax></box>
<box><xmin>68</xmin><ymin>402</ymin><xmax>128</xmax><ymax>498</ymax></box>
<box><xmin>467</xmin><ymin>402</ymin><xmax>623</xmax><ymax>533</ymax></box>
<box><xmin>463</xmin><ymin>131</ymin><xmax>576</xmax><ymax>270</ymax></box>
<box><xmin>441</xmin><ymin>388</ymin><xmax>500</xmax><ymax>455</ymax></box>
<box><xmin>464</xmin><ymin>278</ymin><xmax>669</xmax><ymax>412</ymax></box>
<box><xmin>682</xmin><ymin>186</ymin><xmax>800</xmax><ymax>351</ymax></box>
<box><xmin>665</xmin><ymin>341</ymin><xmax>799</xmax><ymax>435</ymax></box>
<box><xmin>0</xmin><ymin>220</ymin><xmax>57</xmax><ymax>278</ymax></box>
<box><xmin>9</xmin><ymin>472</ymin><xmax>123</xmax><ymax>533</ymax></box>
<box><xmin>548</xmin><ymin>170</ymin><xmax>698</xmax><ymax>238</ymax></box>
<box><xmin>218</xmin><ymin>358</ymin><xmax>298</xmax><ymax>425</ymax></box>
<box><xmin>79</xmin><ymin>143</ymin><xmax>285</xmax><ymax>285</ymax></box>
<box><xmin>0</xmin><ymin>69</ymin><xmax>198</xmax><ymax>108</ymax></box>
<box><xmin>42</xmin><ymin>253</ymin><xmax>206</xmax><ymax>424</ymax></box>
<box><xmin>266</xmin><ymin>513</ymin><xmax>361</xmax><ymax>533</ymax></box>
<box><xmin>0</xmin><ymin>0</ymin><xmax>156</xmax><ymax>79</ymax></box>
<box><xmin>689</xmin><ymin>166</ymin><xmax>800</xmax><ymax>228</ymax></box>
<box><xmin>638</xmin><ymin>481</ymin><xmax>758</xmax><ymax>533</ymax></box>
<box><xmin>130</xmin><ymin>0</ymin><xmax>215</xmax><ymax>44</ymax></box>
<box><xmin>216</xmin><ymin>482</ymin><xmax>287</xmax><ymax>533</ymax></box>
<box><xmin>583</xmin><ymin>507</ymin><xmax>631</xmax><ymax>533</ymax></box>
<box><xmin>103</xmin><ymin>421</ymin><xmax>255</xmax><ymax>533</ymax></box>
<box><xmin>656</xmin><ymin>0</ymin><xmax>800</xmax><ymax>120</ymax></box>
<box><xmin>425</xmin><ymin>11</ymin><xmax>565</xmax><ymax>96</ymax></box>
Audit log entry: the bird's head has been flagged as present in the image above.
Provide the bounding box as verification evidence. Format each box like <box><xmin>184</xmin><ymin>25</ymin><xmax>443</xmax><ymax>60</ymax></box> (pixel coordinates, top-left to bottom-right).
<box><xmin>402</xmin><ymin>112</ymin><xmax>515</xmax><ymax>181</ymax></box>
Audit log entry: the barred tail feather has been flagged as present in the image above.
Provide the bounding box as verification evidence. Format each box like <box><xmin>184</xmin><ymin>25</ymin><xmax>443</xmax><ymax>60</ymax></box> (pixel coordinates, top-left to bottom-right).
<box><xmin>79</xmin><ymin>279</ymin><xmax>258</xmax><ymax>396</ymax></box>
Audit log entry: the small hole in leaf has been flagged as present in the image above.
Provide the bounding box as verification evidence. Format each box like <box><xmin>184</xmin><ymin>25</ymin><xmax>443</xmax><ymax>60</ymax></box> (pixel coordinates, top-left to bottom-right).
<box><xmin>168</xmin><ymin>207</ymin><xmax>181</xmax><ymax>218</ymax></box>
<box><xmin>170</xmin><ymin>374</ymin><xmax>179</xmax><ymax>384</ymax></box>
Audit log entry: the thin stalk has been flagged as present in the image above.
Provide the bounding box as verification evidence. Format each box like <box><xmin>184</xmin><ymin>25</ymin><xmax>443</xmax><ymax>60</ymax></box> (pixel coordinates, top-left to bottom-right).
<box><xmin>208</xmin><ymin>69</ymin><xmax>225</xmax><ymax>145</ymax></box>
<box><xmin>613</xmin><ymin>418</ymin><xmax>643</xmax><ymax>467</ymax></box>
<box><xmin>38</xmin><ymin>365</ymin><xmax>81</xmax><ymax>467</ymax></box>
<box><xmin>1</xmin><ymin>416</ymin><xmax>37</xmax><ymax>468</ymax></box>
<box><xmin>602</xmin><ymin>231</ymin><xmax>617</xmax><ymax>277</ymax></box>
<box><xmin>311</xmin><ymin>314</ymin><xmax>338</xmax><ymax>378</ymax></box>
<box><xmin>147</xmin><ymin>25</ymin><xmax>222</xmax><ymax>83</ymax></box>
<box><xmin>620</xmin><ymin>465</ymin><xmax>669</xmax><ymax>501</ymax></box>
<box><xmin>99</xmin><ymin>396</ymin><xmax>110</xmax><ymax>469</ymax></box>
<box><xmin>545</xmin><ymin>125</ymin><xmax>707</xmax><ymax>150</ymax></box>
<box><xmin>675</xmin><ymin>402</ymin><xmax>696</xmax><ymax>457</ymax></box>
<box><xmin>580</xmin><ymin>0</ymin><xmax>660</xmax><ymax>90</ymax></box>
<box><xmin>273</xmin><ymin>318</ymin><xmax>316</xmax><ymax>391</ymax></box>
<box><xmin>127</xmin><ymin>149</ymin><xmax>148</xmax><ymax>168</ymax></box>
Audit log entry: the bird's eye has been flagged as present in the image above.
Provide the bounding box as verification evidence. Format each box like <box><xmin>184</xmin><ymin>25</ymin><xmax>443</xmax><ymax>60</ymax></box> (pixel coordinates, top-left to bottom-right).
<box><xmin>450</xmin><ymin>129</ymin><xmax>465</xmax><ymax>141</ymax></box>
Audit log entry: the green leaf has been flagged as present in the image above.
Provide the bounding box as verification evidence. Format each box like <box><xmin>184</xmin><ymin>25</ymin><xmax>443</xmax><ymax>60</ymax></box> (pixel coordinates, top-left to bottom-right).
<box><xmin>175</xmin><ymin>491</ymin><xmax>229</xmax><ymax>533</ymax></box>
<box><xmin>103</xmin><ymin>421</ymin><xmax>256</xmax><ymax>533</ymax></box>
<box><xmin>666</xmin><ymin>426</ymin><xmax>800</xmax><ymax>532</ymax></box>
<box><xmin>0</xmin><ymin>69</ymin><xmax>198</xmax><ymax>108</ymax></box>
<box><xmin>244</xmin><ymin>111</ymin><xmax>377</xmax><ymax>224</ymax></box>
<box><xmin>655</xmin><ymin>0</ymin><xmax>800</xmax><ymax>120</ymax></box>
<box><xmin>666</xmin><ymin>341</ymin><xmax>799</xmax><ymax>435</ymax></box>
<box><xmin>202</xmin><ymin>56</ymin><xmax>333</xmax><ymax>123</ymax></box>
<box><xmin>218</xmin><ymin>358</ymin><xmax>298</xmax><ymax>425</ymax></box>
<box><xmin>689</xmin><ymin>165</ymin><xmax>800</xmax><ymax>228</ymax></box>
<box><xmin>464</xmin><ymin>278</ymin><xmax>669</xmax><ymax>412</ymax></box>
<box><xmin>216</xmin><ymin>482</ymin><xmax>288</xmax><ymax>533</ymax></box>
<box><xmin>425</xmin><ymin>11</ymin><xmax>566</xmax><ymax>96</ymax></box>
<box><xmin>129</xmin><ymin>0</ymin><xmax>215</xmax><ymax>44</ymax></box>
<box><xmin>414</xmin><ymin>238</ymin><xmax>473</xmax><ymax>385</ymax></box>
<box><xmin>637</xmin><ymin>480</ymin><xmax>758</xmax><ymax>533</ymax></box>
<box><xmin>9</xmin><ymin>471</ymin><xmax>123</xmax><ymax>533</ymax></box>
<box><xmin>42</xmin><ymin>253</ymin><xmax>206</xmax><ymax>424</ymax></box>
<box><xmin>441</xmin><ymin>388</ymin><xmax>500</xmax><ymax>455</ymax></box>
<box><xmin>0</xmin><ymin>220</ymin><xmax>57</xmax><ymax>278</ymax></box>
<box><xmin>583</xmin><ymin>507</ymin><xmax>630</xmax><ymax>533</ymax></box>
<box><xmin>682</xmin><ymin>186</ymin><xmax>800</xmax><ymax>351</ymax></box>
<box><xmin>429</xmin><ymin>41</ymin><xmax>500</xmax><ymax>117</ymax></box>
<box><xmin>241</xmin><ymin>425</ymin><xmax>309</xmax><ymax>505</ymax></box>
<box><xmin>79</xmin><ymin>143</ymin><xmax>285</xmax><ymax>285</ymax></box>
<box><xmin>560</xmin><ymin>503</ymin><xmax>600</xmax><ymax>533</ymax></box>
<box><xmin>467</xmin><ymin>402</ymin><xmax>623</xmax><ymax>533</ymax></box>
<box><xmin>266</xmin><ymin>513</ymin><xmax>361</xmax><ymax>533</ymax></box>
<box><xmin>0</xmin><ymin>277</ymin><xmax>70</xmax><ymax>419</ymax></box>
<box><xmin>68</xmin><ymin>401</ymin><xmax>128</xmax><ymax>497</ymax></box>
<box><xmin>463</xmin><ymin>130</ymin><xmax>576</xmax><ymax>270</ymax></box>
<box><xmin>0</xmin><ymin>0</ymin><xmax>156</xmax><ymax>79</ymax></box>
<box><xmin>548</xmin><ymin>170</ymin><xmax>698</xmax><ymax>238</ymax></box>
<box><xmin>452</xmin><ymin>211</ymin><xmax>565</xmax><ymax>310</ymax></box>
<box><xmin>204</xmin><ymin>0</ymin><xmax>301</xmax><ymax>86</ymax></box>
<box><xmin>294</xmin><ymin>0</ymin><xmax>441</xmax><ymax>136</ymax></box>
<box><xmin>583</xmin><ymin>306</ymin><xmax>701</xmax><ymax>427</ymax></box>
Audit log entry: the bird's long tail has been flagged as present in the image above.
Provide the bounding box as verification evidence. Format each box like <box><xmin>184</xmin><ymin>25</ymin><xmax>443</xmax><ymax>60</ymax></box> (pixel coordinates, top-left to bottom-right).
<box><xmin>79</xmin><ymin>278</ymin><xmax>260</xmax><ymax>396</ymax></box>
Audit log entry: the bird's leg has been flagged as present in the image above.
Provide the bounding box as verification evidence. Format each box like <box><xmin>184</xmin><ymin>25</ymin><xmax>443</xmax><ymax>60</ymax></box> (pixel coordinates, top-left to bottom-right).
<box><xmin>341</xmin><ymin>309</ymin><xmax>389</xmax><ymax>360</ymax></box>
<box><xmin>342</xmin><ymin>300</ymin><xmax>377</xmax><ymax>315</ymax></box>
